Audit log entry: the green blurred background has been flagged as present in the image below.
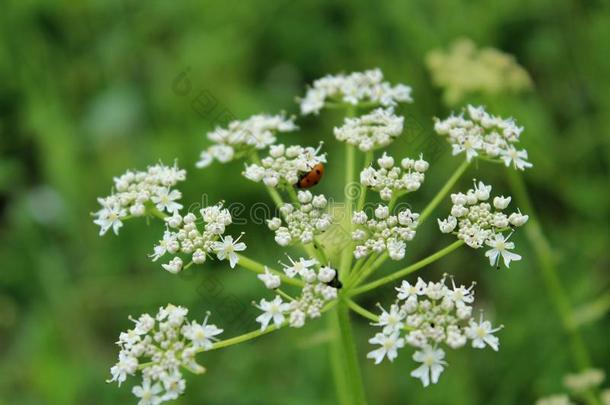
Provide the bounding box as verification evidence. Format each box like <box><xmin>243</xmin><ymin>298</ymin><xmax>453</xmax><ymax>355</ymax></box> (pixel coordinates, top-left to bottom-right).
<box><xmin>1</xmin><ymin>0</ymin><xmax>609</xmax><ymax>404</ymax></box>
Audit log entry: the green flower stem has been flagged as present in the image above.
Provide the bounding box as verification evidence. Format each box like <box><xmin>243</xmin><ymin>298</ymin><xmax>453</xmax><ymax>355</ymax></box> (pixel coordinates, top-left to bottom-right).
<box><xmin>276</xmin><ymin>288</ymin><xmax>295</xmax><ymax>301</ymax></box>
<box><xmin>506</xmin><ymin>171</ymin><xmax>592</xmax><ymax>370</ymax></box>
<box><xmin>203</xmin><ymin>325</ymin><xmax>279</xmax><ymax>353</ymax></box>
<box><xmin>346</xmin><ymin>299</ymin><xmax>378</xmax><ymax>322</ymax></box>
<box><xmin>236</xmin><ymin>254</ymin><xmax>304</xmax><ymax>287</ymax></box>
<box><xmin>345</xmin><ymin>254</ymin><xmax>378</xmax><ymax>288</ymax></box>
<box><xmin>148</xmin><ymin>206</ymin><xmax>168</xmax><ymax>220</ymax></box>
<box><xmin>419</xmin><ymin>159</ymin><xmax>470</xmax><ymax>224</ymax></box>
<box><xmin>328</xmin><ymin>300</ymin><xmax>368</xmax><ymax>405</ymax></box>
<box><xmin>348</xmin><ymin>252</ymin><xmax>389</xmax><ymax>289</ymax></box>
<box><xmin>349</xmin><ymin>240</ymin><xmax>464</xmax><ymax>296</ymax></box>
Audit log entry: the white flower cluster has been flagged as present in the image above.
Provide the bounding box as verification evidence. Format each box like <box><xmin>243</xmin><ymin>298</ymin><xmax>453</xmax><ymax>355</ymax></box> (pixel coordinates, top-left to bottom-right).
<box><xmin>267</xmin><ymin>191</ymin><xmax>332</xmax><ymax>246</ymax></box>
<box><xmin>255</xmin><ymin>257</ymin><xmax>338</xmax><ymax>330</ymax></box>
<box><xmin>151</xmin><ymin>203</ymin><xmax>246</xmax><ymax>273</ymax></box>
<box><xmin>333</xmin><ymin>108</ymin><xmax>404</xmax><ymax>151</ymax></box>
<box><xmin>437</xmin><ymin>181</ymin><xmax>528</xmax><ymax>268</ymax></box>
<box><xmin>243</xmin><ymin>143</ymin><xmax>326</xmax><ymax>188</ymax></box>
<box><xmin>367</xmin><ymin>276</ymin><xmax>502</xmax><ymax>387</ymax></box>
<box><xmin>360</xmin><ymin>153</ymin><xmax>429</xmax><ymax>201</ymax></box>
<box><xmin>93</xmin><ymin>162</ymin><xmax>186</xmax><ymax>236</ymax></box>
<box><xmin>434</xmin><ymin>105</ymin><xmax>532</xmax><ymax>170</ymax></box>
<box><xmin>108</xmin><ymin>304</ymin><xmax>223</xmax><ymax>404</ymax></box>
<box><xmin>352</xmin><ymin>205</ymin><xmax>419</xmax><ymax>261</ymax></box>
<box><xmin>537</xmin><ymin>368</ymin><xmax>609</xmax><ymax>405</ymax></box>
<box><xmin>299</xmin><ymin>69</ymin><xmax>413</xmax><ymax>115</ymax></box>
<box><xmin>563</xmin><ymin>368</ymin><xmax>606</xmax><ymax>393</ymax></box>
<box><xmin>196</xmin><ymin>113</ymin><xmax>297</xmax><ymax>168</ymax></box>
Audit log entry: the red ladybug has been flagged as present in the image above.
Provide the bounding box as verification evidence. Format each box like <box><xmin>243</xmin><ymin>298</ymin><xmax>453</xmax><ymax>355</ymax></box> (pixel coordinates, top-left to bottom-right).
<box><xmin>297</xmin><ymin>163</ymin><xmax>325</xmax><ymax>188</ymax></box>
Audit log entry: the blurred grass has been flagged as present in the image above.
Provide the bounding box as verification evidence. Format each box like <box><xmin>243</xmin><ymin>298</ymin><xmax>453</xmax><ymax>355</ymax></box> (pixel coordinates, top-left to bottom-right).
<box><xmin>0</xmin><ymin>0</ymin><xmax>609</xmax><ymax>404</ymax></box>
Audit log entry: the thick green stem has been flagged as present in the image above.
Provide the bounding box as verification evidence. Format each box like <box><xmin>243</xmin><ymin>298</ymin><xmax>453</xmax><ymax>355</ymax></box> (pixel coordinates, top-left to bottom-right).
<box><xmin>506</xmin><ymin>171</ymin><xmax>591</xmax><ymax>368</ymax></box>
<box><xmin>419</xmin><ymin>159</ymin><xmax>470</xmax><ymax>224</ymax></box>
<box><xmin>328</xmin><ymin>300</ymin><xmax>368</xmax><ymax>405</ymax></box>
<box><xmin>507</xmin><ymin>170</ymin><xmax>599</xmax><ymax>405</ymax></box>
<box><xmin>350</xmin><ymin>240</ymin><xmax>464</xmax><ymax>296</ymax></box>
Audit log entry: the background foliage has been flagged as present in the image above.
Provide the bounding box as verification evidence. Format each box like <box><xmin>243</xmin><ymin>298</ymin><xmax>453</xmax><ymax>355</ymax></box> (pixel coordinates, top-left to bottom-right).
<box><xmin>1</xmin><ymin>0</ymin><xmax>608</xmax><ymax>404</ymax></box>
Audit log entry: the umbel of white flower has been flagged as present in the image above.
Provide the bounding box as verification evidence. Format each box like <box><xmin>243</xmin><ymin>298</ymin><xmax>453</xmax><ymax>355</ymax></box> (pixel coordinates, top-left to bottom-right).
<box><xmin>352</xmin><ymin>204</ymin><xmax>419</xmax><ymax>261</ymax></box>
<box><xmin>267</xmin><ymin>190</ymin><xmax>332</xmax><ymax>246</ymax></box>
<box><xmin>299</xmin><ymin>68</ymin><xmax>413</xmax><ymax>115</ymax></box>
<box><xmin>93</xmin><ymin>162</ymin><xmax>186</xmax><ymax>235</ymax></box>
<box><xmin>151</xmin><ymin>203</ymin><xmax>246</xmax><ymax>273</ymax></box>
<box><xmin>360</xmin><ymin>152</ymin><xmax>429</xmax><ymax>201</ymax></box>
<box><xmin>243</xmin><ymin>143</ymin><xmax>326</xmax><ymax>188</ymax></box>
<box><xmin>437</xmin><ymin>180</ymin><xmax>528</xmax><ymax>268</ymax></box>
<box><xmin>255</xmin><ymin>256</ymin><xmax>338</xmax><ymax>330</ymax></box>
<box><xmin>108</xmin><ymin>304</ymin><xmax>223</xmax><ymax>404</ymax></box>
<box><xmin>333</xmin><ymin>107</ymin><xmax>404</xmax><ymax>152</ymax></box>
<box><xmin>196</xmin><ymin>113</ymin><xmax>297</xmax><ymax>168</ymax></box>
<box><xmin>367</xmin><ymin>275</ymin><xmax>502</xmax><ymax>387</ymax></box>
<box><xmin>434</xmin><ymin>105</ymin><xmax>533</xmax><ymax>170</ymax></box>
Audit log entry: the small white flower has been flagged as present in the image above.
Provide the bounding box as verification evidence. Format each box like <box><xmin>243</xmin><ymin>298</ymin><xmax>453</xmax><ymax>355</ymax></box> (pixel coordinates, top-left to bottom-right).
<box><xmin>493</xmin><ymin>195</ymin><xmax>511</xmax><ymax>210</ymax></box>
<box><xmin>161</xmin><ymin>257</ymin><xmax>183</xmax><ymax>274</ymax></box>
<box><xmin>509</xmin><ymin>210</ymin><xmax>529</xmax><ymax>226</ymax></box>
<box><xmin>437</xmin><ymin>216</ymin><xmax>457</xmax><ymax>233</ymax></box>
<box><xmin>152</xmin><ymin>188</ymin><xmax>183</xmax><ymax>214</ymax></box>
<box><xmin>182</xmin><ymin>315</ymin><xmax>223</xmax><ymax>350</ymax></box>
<box><xmin>212</xmin><ymin>234</ymin><xmax>247</xmax><ymax>268</ymax></box>
<box><xmin>108</xmin><ymin>352</ymin><xmax>138</xmax><ymax>386</ymax></box>
<box><xmin>396</xmin><ymin>278</ymin><xmax>426</xmax><ymax>300</ymax></box>
<box><xmin>255</xmin><ymin>296</ymin><xmax>290</xmax><ymax>331</ymax></box>
<box><xmin>410</xmin><ymin>346</ymin><xmax>447</xmax><ymax>387</ymax></box>
<box><xmin>367</xmin><ymin>332</ymin><xmax>405</xmax><ymax>364</ymax></box>
<box><xmin>500</xmin><ymin>146</ymin><xmax>533</xmax><ymax>171</ymax></box>
<box><xmin>374</xmin><ymin>304</ymin><xmax>406</xmax><ymax>334</ymax></box>
<box><xmin>484</xmin><ymin>234</ymin><xmax>522</xmax><ymax>268</ymax></box>
<box><xmin>465</xmin><ymin>315</ymin><xmax>502</xmax><ymax>351</ymax></box>
<box><xmin>281</xmin><ymin>256</ymin><xmax>318</xmax><ymax>278</ymax></box>
<box><xmin>132</xmin><ymin>379</ymin><xmax>162</xmax><ymax>405</ymax></box>
<box><xmin>258</xmin><ymin>267</ymin><xmax>281</xmax><ymax>289</ymax></box>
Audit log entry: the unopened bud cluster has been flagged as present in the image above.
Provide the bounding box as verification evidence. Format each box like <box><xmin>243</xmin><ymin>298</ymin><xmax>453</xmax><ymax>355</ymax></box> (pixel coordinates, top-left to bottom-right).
<box><xmin>267</xmin><ymin>191</ymin><xmax>332</xmax><ymax>246</ymax></box>
<box><xmin>333</xmin><ymin>108</ymin><xmax>404</xmax><ymax>151</ymax></box>
<box><xmin>352</xmin><ymin>205</ymin><xmax>419</xmax><ymax>260</ymax></box>
<box><xmin>243</xmin><ymin>143</ymin><xmax>326</xmax><ymax>188</ymax></box>
<box><xmin>360</xmin><ymin>153</ymin><xmax>429</xmax><ymax>201</ymax></box>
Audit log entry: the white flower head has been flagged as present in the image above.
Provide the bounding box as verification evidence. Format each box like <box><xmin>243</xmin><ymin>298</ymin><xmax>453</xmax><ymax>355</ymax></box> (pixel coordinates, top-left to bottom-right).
<box><xmin>109</xmin><ymin>305</ymin><xmax>222</xmax><ymax>403</ymax></box>
<box><xmin>438</xmin><ymin>181</ymin><xmax>527</xmax><ymax>268</ymax></box>
<box><xmin>299</xmin><ymin>69</ymin><xmax>413</xmax><ymax>115</ymax></box>
<box><xmin>434</xmin><ymin>105</ymin><xmax>532</xmax><ymax>170</ymax></box>
<box><xmin>197</xmin><ymin>113</ymin><xmax>297</xmax><ymax>168</ymax></box>
<box><xmin>93</xmin><ymin>162</ymin><xmax>186</xmax><ymax>235</ymax></box>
